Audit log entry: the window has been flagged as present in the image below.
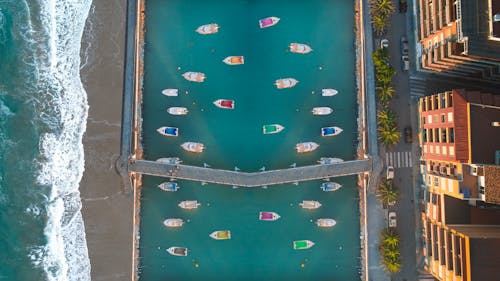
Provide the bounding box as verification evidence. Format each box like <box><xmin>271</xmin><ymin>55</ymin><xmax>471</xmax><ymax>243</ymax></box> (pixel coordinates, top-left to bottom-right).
<box><xmin>449</xmin><ymin>128</ymin><xmax>454</xmax><ymax>143</ymax></box>
<box><xmin>422</xmin><ymin>100</ymin><xmax>427</xmax><ymax>111</ymax></box>
<box><xmin>447</xmin><ymin>92</ymin><xmax>453</xmax><ymax>107</ymax></box>
<box><xmin>448</xmin><ymin>112</ymin><xmax>453</xmax><ymax>122</ymax></box>
<box><xmin>434</xmin><ymin>128</ymin><xmax>439</xmax><ymax>142</ymax></box>
<box><xmin>433</xmin><ymin>176</ymin><xmax>439</xmax><ymax>186</ymax></box>
<box><xmin>429</xmin><ymin>129</ymin><xmax>434</xmax><ymax>142</ymax></box>
<box><xmin>423</xmin><ymin>129</ymin><xmax>428</xmax><ymax>142</ymax></box>
<box><xmin>441</xmin><ymin>114</ymin><xmax>445</xmax><ymax>123</ymax></box>
<box><xmin>441</xmin><ymin>128</ymin><xmax>447</xmax><ymax>142</ymax></box>
<box><xmin>441</xmin><ymin>94</ymin><xmax>446</xmax><ymax>108</ymax></box>
<box><xmin>422</xmin><ymin>116</ymin><xmax>426</xmax><ymax>125</ymax></box>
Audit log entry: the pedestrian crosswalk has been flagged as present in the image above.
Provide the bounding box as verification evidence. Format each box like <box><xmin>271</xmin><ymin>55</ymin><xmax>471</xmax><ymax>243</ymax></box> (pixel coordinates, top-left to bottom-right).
<box><xmin>409</xmin><ymin>76</ymin><xmax>427</xmax><ymax>97</ymax></box>
<box><xmin>385</xmin><ymin>151</ymin><xmax>413</xmax><ymax>168</ymax></box>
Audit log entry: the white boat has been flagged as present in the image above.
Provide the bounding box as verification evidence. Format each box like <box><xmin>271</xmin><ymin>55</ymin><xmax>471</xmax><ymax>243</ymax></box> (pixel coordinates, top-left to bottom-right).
<box><xmin>299</xmin><ymin>200</ymin><xmax>322</xmax><ymax>209</ymax></box>
<box><xmin>209</xmin><ymin>230</ymin><xmax>231</xmax><ymax>240</ymax></box>
<box><xmin>316</xmin><ymin>219</ymin><xmax>336</xmax><ymax>227</ymax></box>
<box><xmin>223</xmin><ymin>56</ymin><xmax>244</xmax><ymax>65</ymax></box>
<box><xmin>320</xmin><ymin>182</ymin><xmax>342</xmax><ymax>192</ymax></box>
<box><xmin>157</xmin><ymin>126</ymin><xmax>179</xmax><ymax>137</ymax></box>
<box><xmin>196</xmin><ymin>23</ymin><xmax>219</xmax><ymax>34</ymax></box>
<box><xmin>156</xmin><ymin>157</ymin><xmax>181</xmax><ymax>164</ymax></box>
<box><xmin>312</xmin><ymin>107</ymin><xmax>333</xmax><ymax>115</ymax></box>
<box><xmin>289</xmin><ymin>43</ymin><xmax>312</xmax><ymax>54</ymax></box>
<box><xmin>259</xmin><ymin>16</ymin><xmax>280</xmax><ymax>28</ymax></box>
<box><xmin>167</xmin><ymin>107</ymin><xmax>188</xmax><ymax>115</ymax></box>
<box><xmin>318</xmin><ymin>157</ymin><xmax>344</xmax><ymax>165</ymax></box>
<box><xmin>322</xmin><ymin>89</ymin><xmax>338</xmax><ymax>96</ymax></box>
<box><xmin>259</xmin><ymin>212</ymin><xmax>281</xmax><ymax>221</ymax></box>
<box><xmin>163</xmin><ymin>219</ymin><xmax>184</xmax><ymax>227</ymax></box>
<box><xmin>321</xmin><ymin>126</ymin><xmax>343</xmax><ymax>137</ymax></box>
<box><xmin>262</xmin><ymin>124</ymin><xmax>284</xmax><ymax>134</ymax></box>
<box><xmin>178</xmin><ymin>200</ymin><xmax>201</xmax><ymax>209</ymax></box>
<box><xmin>293</xmin><ymin>240</ymin><xmax>315</xmax><ymax>250</ymax></box>
<box><xmin>167</xmin><ymin>247</ymin><xmax>188</xmax><ymax>256</ymax></box>
<box><xmin>213</xmin><ymin>99</ymin><xmax>235</xmax><ymax>109</ymax></box>
<box><xmin>162</xmin><ymin>89</ymin><xmax>178</xmax><ymax>96</ymax></box>
<box><xmin>182</xmin><ymin>72</ymin><xmax>206</xmax><ymax>82</ymax></box>
<box><xmin>275</xmin><ymin>78</ymin><xmax>298</xmax><ymax>89</ymax></box>
<box><xmin>181</xmin><ymin>142</ymin><xmax>204</xmax><ymax>153</ymax></box>
<box><xmin>295</xmin><ymin>142</ymin><xmax>319</xmax><ymax>153</ymax></box>
<box><xmin>158</xmin><ymin>181</ymin><xmax>179</xmax><ymax>192</ymax></box>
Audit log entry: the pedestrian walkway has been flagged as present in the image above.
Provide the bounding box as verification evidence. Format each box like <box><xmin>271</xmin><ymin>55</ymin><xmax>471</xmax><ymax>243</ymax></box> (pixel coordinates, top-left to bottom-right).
<box><xmin>409</xmin><ymin>75</ymin><xmax>427</xmax><ymax>97</ymax></box>
<box><xmin>385</xmin><ymin>151</ymin><xmax>413</xmax><ymax>168</ymax></box>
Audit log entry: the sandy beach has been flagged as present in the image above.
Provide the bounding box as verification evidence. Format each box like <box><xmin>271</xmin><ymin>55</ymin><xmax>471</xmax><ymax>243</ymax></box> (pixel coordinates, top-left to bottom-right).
<box><xmin>79</xmin><ymin>0</ymin><xmax>133</xmax><ymax>280</ymax></box>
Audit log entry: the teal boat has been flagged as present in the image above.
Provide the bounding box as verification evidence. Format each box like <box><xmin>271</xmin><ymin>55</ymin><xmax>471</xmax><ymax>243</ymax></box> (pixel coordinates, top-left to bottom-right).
<box><xmin>293</xmin><ymin>240</ymin><xmax>315</xmax><ymax>250</ymax></box>
<box><xmin>262</xmin><ymin>124</ymin><xmax>284</xmax><ymax>134</ymax></box>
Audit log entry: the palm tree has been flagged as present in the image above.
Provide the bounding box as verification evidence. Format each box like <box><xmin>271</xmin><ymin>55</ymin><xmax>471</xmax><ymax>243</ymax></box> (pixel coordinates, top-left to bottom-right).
<box><xmin>383</xmin><ymin>256</ymin><xmax>402</xmax><ymax>273</ymax></box>
<box><xmin>378</xmin><ymin>124</ymin><xmax>401</xmax><ymax>145</ymax></box>
<box><xmin>376</xmin><ymin>84</ymin><xmax>395</xmax><ymax>103</ymax></box>
<box><xmin>376</xmin><ymin>179</ymin><xmax>399</xmax><ymax>205</ymax></box>
<box><xmin>371</xmin><ymin>14</ymin><xmax>388</xmax><ymax>36</ymax></box>
<box><xmin>381</xmin><ymin>228</ymin><xmax>400</xmax><ymax>248</ymax></box>
<box><xmin>371</xmin><ymin>0</ymin><xmax>396</xmax><ymax>16</ymax></box>
<box><xmin>377</xmin><ymin>108</ymin><xmax>396</xmax><ymax>127</ymax></box>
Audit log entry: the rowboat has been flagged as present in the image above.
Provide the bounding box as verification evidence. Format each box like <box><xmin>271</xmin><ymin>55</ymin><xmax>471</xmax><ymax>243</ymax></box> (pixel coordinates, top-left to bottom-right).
<box><xmin>156</xmin><ymin>157</ymin><xmax>181</xmax><ymax>165</ymax></box>
<box><xmin>178</xmin><ymin>200</ymin><xmax>201</xmax><ymax>209</ymax></box>
<box><xmin>223</xmin><ymin>56</ymin><xmax>244</xmax><ymax>65</ymax></box>
<box><xmin>209</xmin><ymin>230</ymin><xmax>231</xmax><ymax>240</ymax></box>
<box><xmin>316</xmin><ymin>219</ymin><xmax>337</xmax><ymax>227</ymax></box>
<box><xmin>318</xmin><ymin>157</ymin><xmax>343</xmax><ymax>165</ymax></box>
<box><xmin>263</xmin><ymin>124</ymin><xmax>284</xmax><ymax>134</ymax></box>
<box><xmin>275</xmin><ymin>78</ymin><xmax>298</xmax><ymax>89</ymax></box>
<box><xmin>322</xmin><ymin>89</ymin><xmax>338</xmax><ymax>96</ymax></box>
<box><xmin>289</xmin><ymin>43</ymin><xmax>312</xmax><ymax>54</ymax></box>
<box><xmin>167</xmin><ymin>107</ymin><xmax>188</xmax><ymax>115</ymax></box>
<box><xmin>181</xmin><ymin>142</ymin><xmax>204</xmax><ymax>153</ymax></box>
<box><xmin>259</xmin><ymin>16</ymin><xmax>280</xmax><ymax>28</ymax></box>
<box><xmin>321</xmin><ymin>182</ymin><xmax>342</xmax><ymax>192</ymax></box>
<box><xmin>259</xmin><ymin>212</ymin><xmax>281</xmax><ymax>221</ymax></box>
<box><xmin>196</xmin><ymin>23</ymin><xmax>219</xmax><ymax>35</ymax></box>
<box><xmin>157</xmin><ymin>126</ymin><xmax>179</xmax><ymax>137</ymax></box>
<box><xmin>158</xmin><ymin>181</ymin><xmax>179</xmax><ymax>192</ymax></box>
<box><xmin>167</xmin><ymin>247</ymin><xmax>188</xmax><ymax>256</ymax></box>
<box><xmin>295</xmin><ymin>142</ymin><xmax>319</xmax><ymax>153</ymax></box>
<box><xmin>293</xmin><ymin>240</ymin><xmax>315</xmax><ymax>250</ymax></box>
<box><xmin>213</xmin><ymin>99</ymin><xmax>235</xmax><ymax>109</ymax></box>
<box><xmin>299</xmin><ymin>200</ymin><xmax>322</xmax><ymax>209</ymax></box>
<box><xmin>162</xmin><ymin>89</ymin><xmax>178</xmax><ymax>96</ymax></box>
<box><xmin>312</xmin><ymin>107</ymin><xmax>333</xmax><ymax>115</ymax></box>
<box><xmin>182</xmin><ymin>72</ymin><xmax>206</xmax><ymax>82</ymax></box>
<box><xmin>163</xmin><ymin>219</ymin><xmax>184</xmax><ymax>227</ymax></box>
<box><xmin>321</xmin><ymin>126</ymin><xmax>343</xmax><ymax>137</ymax></box>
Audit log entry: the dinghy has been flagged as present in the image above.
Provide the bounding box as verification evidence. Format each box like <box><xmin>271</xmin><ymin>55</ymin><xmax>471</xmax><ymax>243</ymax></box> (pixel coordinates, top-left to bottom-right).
<box><xmin>196</xmin><ymin>23</ymin><xmax>219</xmax><ymax>34</ymax></box>
<box><xmin>259</xmin><ymin>16</ymin><xmax>280</xmax><ymax>28</ymax></box>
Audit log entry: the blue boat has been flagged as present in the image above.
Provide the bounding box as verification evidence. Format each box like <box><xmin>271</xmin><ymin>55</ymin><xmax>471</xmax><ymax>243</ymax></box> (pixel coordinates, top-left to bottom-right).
<box><xmin>157</xmin><ymin>126</ymin><xmax>179</xmax><ymax>137</ymax></box>
<box><xmin>321</xmin><ymin>182</ymin><xmax>342</xmax><ymax>192</ymax></box>
<box><xmin>321</xmin><ymin>126</ymin><xmax>343</xmax><ymax>136</ymax></box>
<box><xmin>158</xmin><ymin>182</ymin><xmax>179</xmax><ymax>192</ymax></box>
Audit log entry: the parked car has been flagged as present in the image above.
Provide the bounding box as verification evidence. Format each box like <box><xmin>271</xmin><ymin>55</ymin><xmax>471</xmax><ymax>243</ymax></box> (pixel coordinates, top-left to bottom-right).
<box><xmin>399</xmin><ymin>0</ymin><xmax>407</xmax><ymax>13</ymax></box>
<box><xmin>380</xmin><ymin>38</ymin><xmax>389</xmax><ymax>49</ymax></box>
<box><xmin>386</xmin><ymin>166</ymin><xmax>394</xmax><ymax>180</ymax></box>
<box><xmin>404</xmin><ymin>126</ymin><xmax>413</xmax><ymax>143</ymax></box>
<box><xmin>400</xmin><ymin>36</ymin><xmax>409</xmax><ymax>56</ymax></box>
<box><xmin>388</xmin><ymin>212</ymin><xmax>397</xmax><ymax>228</ymax></box>
<box><xmin>401</xmin><ymin>55</ymin><xmax>409</xmax><ymax>71</ymax></box>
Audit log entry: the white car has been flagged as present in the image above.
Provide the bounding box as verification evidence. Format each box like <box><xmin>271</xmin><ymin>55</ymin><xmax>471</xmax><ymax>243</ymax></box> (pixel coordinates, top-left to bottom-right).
<box><xmin>386</xmin><ymin>166</ymin><xmax>394</xmax><ymax>180</ymax></box>
<box><xmin>388</xmin><ymin>212</ymin><xmax>397</xmax><ymax>228</ymax></box>
<box><xmin>380</xmin><ymin>39</ymin><xmax>389</xmax><ymax>49</ymax></box>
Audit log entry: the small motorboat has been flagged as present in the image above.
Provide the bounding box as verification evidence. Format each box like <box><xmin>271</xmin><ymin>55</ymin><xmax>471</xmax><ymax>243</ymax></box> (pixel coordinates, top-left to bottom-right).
<box><xmin>181</xmin><ymin>142</ymin><xmax>204</xmax><ymax>153</ymax></box>
<box><xmin>312</xmin><ymin>107</ymin><xmax>333</xmax><ymax>115</ymax></box>
<box><xmin>318</xmin><ymin>157</ymin><xmax>343</xmax><ymax>165</ymax></box>
<box><xmin>167</xmin><ymin>107</ymin><xmax>188</xmax><ymax>115</ymax></box>
<box><xmin>163</xmin><ymin>219</ymin><xmax>184</xmax><ymax>227</ymax></box>
<box><xmin>295</xmin><ymin>142</ymin><xmax>319</xmax><ymax>153</ymax></box>
<box><xmin>316</xmin><ymin>219</ymin><xmax>336</xmax><ymax>227</ymax></box>
<box><xmin>158</xmin><ymin>181</ymin><xmax>179</xmax><ymax>192</ymax></box>
<box><xmin>321</xmin><ymin>182</ymin><xmax>342</xmax><ymax>192</ymax></box>
<box><xmin>209</xmin><ymin>230</ymin><xmax>231</xmax><ymax>240</ymax></box>
<box><xmin>156</xmin><ymin>157</ymin><xmax>181</xmax><ymax>164</ymax></box>
<box><xmin>289</xmin><ymin>43</ymin><xmax>312</xmax><ymax>54</ymax></box>
<box><xmin>196</xmin><ymin>23</ymin><xmax>219</xmax><ymax>35</ymax></box>
<box><xmin>259</xmin><ymin>212</ymin><xmax>281</xmax><ymax>221</ymax></box>
<box><xmin>299</xmin><ymin>200</ymin><xmax>322</xmax><ymax>209</ymax></box>
<box><xmin>178</xmin><ymin>200</ymin><xmax>201</xmax><ymax>209</ymax></box>
<box><xmin>167</xmin><ymin>247</ymin><xmax>188</xmax><ymax>256</ymax></box>
<box><xmin>259</xmin><ymin>16</ymin><xmax>280</xmax><ymax>28</ymax></box>
<box><xmin>263</xmin><ymin>124</ymin><xmax>285</xmax><ymax>134</ymax></box>
<box><xmin>182</xmin><ymin>72</ymin><xmax>206</xmax><ymax>82</ymax></box>
<box><xmin>322</xmin><ymin>89</ymin><xmax>338</xmax><ymax>96</ymax></box>
<box><xmin>157</xmin><ymin>126</ymin><xmax>179</xmax><ymax>137</ymax></box>
<box><xmin>162</xmin><ymin>89</ymin><xmax>178</xmax><ymax>96</ymax></box>
<box><xmin>223</xmin><ymin>56</ymin><xmax>244</xmax><ymax>65</ymax></box>
<box><xmin>213</xmin><ymin>99</ymin><xmax>235</xmax><ymax>109</ymax></box>
<box><xmin>275</xmin><ymin>78</ymin><xmax>298</xmax><ymax>89</ymax></box>
<box><xmin>321</xmin><ymin>126</ymin><xmax>343</xmax><ymax>137</ymax></box>
<box><xmin>293</xmin><ymin>240</ymin><xmax>315</xmax><ymax>250</ymax></box>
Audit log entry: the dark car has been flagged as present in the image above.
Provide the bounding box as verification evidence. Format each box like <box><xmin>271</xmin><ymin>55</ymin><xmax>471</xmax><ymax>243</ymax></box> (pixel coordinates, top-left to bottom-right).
<box><xmin>399</xmin><ymin>0</ymin><xmax>407</xmax><ymax>13</ymax></box>
<box><xmin>400</xmin><ymin>36</ymin><xmax>409</xmax><ymax>56</ymax></box>
<box><xmin>404</xmin><ymin>127</ymin><xmax>412</xmax><ymax>143</ymax></box>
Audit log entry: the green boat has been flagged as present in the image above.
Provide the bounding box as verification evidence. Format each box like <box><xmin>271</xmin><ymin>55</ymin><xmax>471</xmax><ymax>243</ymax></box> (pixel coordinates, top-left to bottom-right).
<box><xmin>262</xmin><ymin>124</ymin><xmax>285</xmax><ymax>134</ymax></box>
<box><xmin>293</xmin><ymin>240</ymin><xmax>315</xmax><ymax>250</ymax></box>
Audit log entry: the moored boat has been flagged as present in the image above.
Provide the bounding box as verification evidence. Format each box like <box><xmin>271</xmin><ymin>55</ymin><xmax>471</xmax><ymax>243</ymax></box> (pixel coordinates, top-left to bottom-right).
<box><xmin>223</xmin><ymin>56</ymin><xmax>244</xmax><ymax>65</ymax></box>
<box><xmin>162</xmin><ymin>89</ymin><xmax>178</xmax><ymax>96</ymax></box>
<box><xmin>167</xmin><ymin>107</ymin><xmax>188</xmax><ymax>115</ymax></box>
<box><xmin>259</xmin><ymin>16</ymin><xmax>280</xmax><ymax>28</ymax></box>
<box><xmin>196</xmin><ymin>23</ymin><xmax>219</xmax><ymax>34</ymax></box>
<box><xmin>299</xmin><ymin>200</ymin><xmax>322</xmax><ymax>209</ymax></box>
<box><xmin>209</xmin><ymin>230</ymin><xmax>231</xmax><ymax>240</ymax></box>
<box><xmin>213</xmin><ymin>99</ymin><xmax>235</xmax><ymax>109</ymax></box>
<box><xmin>312</xmin><ymin>107</ymin><xmax>333</xmax><ymax>115</ymax></box>
<box><xmin>182</xmin><ymin>72</ymin><xmax>206</xmax><ymax>82</ymax></box>
<box><xmin>156</xmin><ymin>157</ymin><xmax>181</xmax><ymax>164</ymax></box>
<box><xmin>167</xmin><ymin>247</ymin><xmax>188</xmax><ymax>256</ymax></box>
<box><xmin>178</xmin><ymin>200</ymin><xmax>201</xmax><ymax>209</ymax></box>
<box><xmin>181</xmin><ymin>142</ymin><xmax>205</xmax><ymax>153</ymax></box>
<box><xmin>259</xmin><ymin>212</ymin><xmax>281</xmax><ymax>221</ymax></box>
<box><xmin>157</xmin><ymin>126</ymin><xmax>179</xmax><ymax>137</ymax></box>
<box><xmin>316</xmin><ymin>219</ymin><xmax>337</xmax><ymax>227</ymax></box>
<box><xmin>322</xmin><ymin>89</ymin><xmax>338</xmax><ymax>96</ymax></box>
<box><xmin>163</xmin><ymin>219</ymin><xmax>184</xmax><ymax>227</ymax></box>
<box><xmin>158</xmin><ymin>181</ymin><xmax>179</xmax><ymax>192</ymax></box>
<box><xmin>275</xmin><ymin>78</ymin><xmax>298</xmax><ymax>89</ymax></box>
<box><xmin>289</xmin><ymin>43</ymin><xmax>312</xmax><ymax>54</ymax></box>
<box><xmin>321</xmin><ymin>126</ymin><xmax>343</xmax><ymax>137</ymax></box>
<box><xmin>263</xmin><ymin>124</ymin><xmax>284</xmax><ymax>134</ymax></box>
<box><xmin>295</xmin><ymin>142</ymin><xmax>319</xmax><ymax>153</ymax></box>
<box><xmin>318</xmin><ymin>157</ymin><xmax>344</xmax><ymax>165</ymax></box>
<box><xmin>321</xmin><ymin>182</ymin><xmax>342</xmax><ymax>192</ymax></box>
<box><xmin>293</xmin><ymin>240</ymin><xmax>315</xmax><ymax>250</ymax></box>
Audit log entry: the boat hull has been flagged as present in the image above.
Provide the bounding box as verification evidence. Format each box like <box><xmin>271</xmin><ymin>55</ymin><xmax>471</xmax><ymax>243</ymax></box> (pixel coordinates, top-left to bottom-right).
<box><xmin>162</xmin><ymin>89</ymin><xmax>178</xmax><ymax>96</ymax></box>
<box><xmin>213</xmin><ymin>99</ymin><xmax>235</xmax><ymax>109</ymax></box>
<box><xmin>158</xmin><ymin>182</ymin><xmax>179</xmax><ymax>192</ymax></box>
<box><xmin>182</xmin><ymin>72</ymin><xmax>206</xmax><ymax>82</ymax></box>
<box><xmin>321</xmin><ymin>126</ymin><xmax>343</xmax><ymax>137</ymax></box>
<box><xmin>321</xmin><ymin>182</ymin><xmax>342</xmax><ymax>192</ymax></box>
<box><xmin>167</xmin><ymin>107</ymin><xmax>188</xmax><ymax>115</ymax></box>
<box><xmin>318</xmin><ymin>157</ymin><xmax>343</xmax><ymax>165</ymax></box>
<box><xmin>259</xmin><ymin>16</ymin><xmax>280</xmax><ymax>28</ymax></box>
<box><xmin>295</xmin><ymin>142</ymin><xmax>319</xmax><ymax>153</ymax></box>
<box><xmin>196</xmin><ymin>23</ymin><xmax>219</xmax><ymax>34</ymax></box>
<box><xmin>299</xmin><ymin>200</ymin><xmax>322</xmax><ymax>209</ymax></box>
<box><xmin>316</xmin><ymin>219</ymin><xmax>336</xmax><ymax>227</ymax></box>
<box><xmin>259</xmin><ymin>212</ymin><xmax>281</xmax><ymax>221</ymax></box>
<box><xmin>275</xmin><ymin>78</ymin><xmax>298</xmax><ymax>89</ymax></box>
<box><xmin>289</xmin><ymin>43</ymin><xmax>312</xmax><ymax>54</ymax></box>
<box><xmin>156</xmin><ymin>157</ymin><xmax>181</xmax><ymax>165</ymax></box>
<box><xmin>181</xmin><ymin>142</ymin><xmax>205</xmax><ymax>153</ymax></box>
<box><xmin>293</xmin><ymin>240</ymin><xmax>315</xmax><ymax>250</ymax></box>
<box><xmin>163</xmin><ymin>219</ymin><xmax>184</xmax><ymax>227</ymax></box>
<box><xmin>263</xmin><ymin>124</ymin><xmax>284</xmax><ymax>134</ymax></box>
<box><xmin>322</xmin><ymin>89</ymin><xmax>338</xmax><ymax>96</ymax></box>
<box><xmin>157</xmin><ymin>127</ymin><xmax>179</xmax><ymax>137</ymax></box>
<box><xmin>178</xmin><ymin>200</ymin><xmax>200</xmax><ymax>209</ymax></box>
<box><xmin>223</xmin><ymin>56</ymin><xmax>244</xmax><ymax>65</ymax></box>
<box><xmin>209</xmin><ymin>230</ymin><xmax>231</xmax><ymax>240</ymax></box>
<box><xmin>312</xmin><ymin>107</ymin><xmax>333</xmax><ymax>115</ymax></box>
<box><xmin>167</xmin><ymin>247</ymin><xmax>188</xmax><ymax>256</ymax></box>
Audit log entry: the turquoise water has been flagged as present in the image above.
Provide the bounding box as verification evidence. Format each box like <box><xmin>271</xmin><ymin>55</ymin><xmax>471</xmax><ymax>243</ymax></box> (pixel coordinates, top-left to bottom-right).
<box><xmin>139</xmin><ymin>0</ymin><xmax>360</xmax><ymax>280</ymax></box>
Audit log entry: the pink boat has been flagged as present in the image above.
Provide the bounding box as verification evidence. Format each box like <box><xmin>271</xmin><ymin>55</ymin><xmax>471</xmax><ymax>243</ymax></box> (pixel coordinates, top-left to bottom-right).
<box><xmin>259</xmin><ymin>16</ymin><xmax>280</xmax><ymax>28</ymax></box>
<box><xmin>259</xmin><ymin>212</ymin><xmax>281</xmax><ymax>221</ymax></box>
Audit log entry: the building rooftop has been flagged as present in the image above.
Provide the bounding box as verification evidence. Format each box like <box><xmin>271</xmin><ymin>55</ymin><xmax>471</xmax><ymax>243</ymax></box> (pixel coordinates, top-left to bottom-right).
<box><xmin>484</xmin><ymin>165</ymin><xmax>500</xmax><ymax>204</ymax></box>
<box><xmin>470</xmin><ymin>104</ymin><xmax>500</xmax><ymax>164</ymax></box>
<box><xmin>462</xmin><ymin>0</ymin><xmax>500</xmax><ymax>60</ymax></box>
<box><xmin>444</xmin><ymin>195</ymin><xmax>500</xmax><ymax>224</ymax></box>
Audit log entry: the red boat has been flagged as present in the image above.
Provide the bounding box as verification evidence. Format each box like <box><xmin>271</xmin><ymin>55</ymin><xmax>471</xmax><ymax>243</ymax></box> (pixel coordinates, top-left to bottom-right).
<box><xmin>213</xmin><ymin>99</ymin><xmax>235</xmax><ymax>109</ymax></box>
